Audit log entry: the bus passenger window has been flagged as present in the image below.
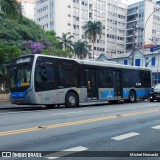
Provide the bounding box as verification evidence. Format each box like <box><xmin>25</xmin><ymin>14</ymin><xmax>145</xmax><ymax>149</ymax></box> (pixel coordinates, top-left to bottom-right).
<box><xmin>36</xmin><ymin>66</ymin><xmax>42</xmax><ymax>82</ymax></box>
<box><xmin>41</xmin><ymin>67</ymin><xmax>47</xmax><ymax>81</ymax></box>
<box><xmin>35</xmin><ymin>66</ymin><xmax>54</xmax><ymax>82</ymax></box>
<box><xmin>46</xmin><ymin>66</ymin><xmax>54</xmax><ymax>82</ymax></box>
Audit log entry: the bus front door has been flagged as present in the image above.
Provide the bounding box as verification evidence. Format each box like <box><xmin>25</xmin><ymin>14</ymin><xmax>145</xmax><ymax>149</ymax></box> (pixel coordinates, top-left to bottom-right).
<box><xmin>113</xmin><ymin>70</ymin><xmax>122</xmax><ymax>98</ymax></box>
<box><xmin>86</xmin><ymin>68</ymin><xmax>98</xmax><ymax>100</ymax></box>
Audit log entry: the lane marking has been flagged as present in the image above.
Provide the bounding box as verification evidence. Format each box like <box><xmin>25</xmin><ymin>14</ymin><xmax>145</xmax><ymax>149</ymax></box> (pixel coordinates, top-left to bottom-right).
<box><xmin>0</xmin><ymin>109</ymin><xmax>159</xmax><ymax>137</ymax></box>
<box><xmin>52</xmin><ymin>111</ymin><xmax>83</xmax><ymax>116</ymax></box>
<box><xmin>45</xmin><ymin>146</ymin><xmax>88</xmax><ymax>159</ymax></box>
<box><xmin>151</xmin><ymin>125</ymin><xmax>160</xmax><ymax>129</ymax></box>
<box><xmin>111</xmin><ymin>132</ymin><xmax>140</xmax><ymax>140</ymax></box>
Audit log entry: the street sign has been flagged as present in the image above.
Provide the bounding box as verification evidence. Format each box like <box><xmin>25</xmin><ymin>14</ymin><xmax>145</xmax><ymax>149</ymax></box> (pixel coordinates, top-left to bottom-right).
<box><xmin>150</xmin><ymin>45</ymin><xmax>160</xmax><ymax>52</ymax></box>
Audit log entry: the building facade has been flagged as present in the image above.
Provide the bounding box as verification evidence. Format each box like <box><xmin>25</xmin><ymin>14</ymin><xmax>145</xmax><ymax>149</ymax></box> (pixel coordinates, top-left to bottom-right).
<box><xmin>18</xmin><ymin>0</ymin><xmax>35</xmax><ymax>20</ymax></box>
<box><xmin>126</xmin><ymin>0</ymin><xmax>160</xmax><ymax>51</ymax></box>
<box><xmin>35</xmin><ymin>0</ymin><xmax>128</xmax><ymax>57</ymax></box>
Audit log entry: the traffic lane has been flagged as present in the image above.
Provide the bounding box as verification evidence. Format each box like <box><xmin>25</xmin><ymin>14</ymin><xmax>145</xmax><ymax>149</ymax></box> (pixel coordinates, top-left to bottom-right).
<box><xmin>0</xmin><ymin>100</ymin><xmax>157</xmax><ymax>111</ymax></box>
<box><xmin>0</xmin><ymin>102</ymin><xmax>160</xmax><ymax>133</ymax></box>
<box><xmin>76</xmin><ymin>122</ymin><xmax>160</xmax><ymax>160</ymax></box>
<box><xmin>0</xmin><ymin>110</ymin><xmax>160</xmax><ymax>152</ymax></box>
<box><xmin>1</xmin><ymin>112</ymin><xmax>160</xmax><ymax>160</ymax></box>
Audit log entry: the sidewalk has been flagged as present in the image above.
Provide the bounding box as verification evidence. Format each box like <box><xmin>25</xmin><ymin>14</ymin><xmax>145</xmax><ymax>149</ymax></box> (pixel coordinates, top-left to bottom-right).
<box><xmin>0</xmin><ymin>94</ymin><xmax>9</xmax><ymax>102</ymax></box>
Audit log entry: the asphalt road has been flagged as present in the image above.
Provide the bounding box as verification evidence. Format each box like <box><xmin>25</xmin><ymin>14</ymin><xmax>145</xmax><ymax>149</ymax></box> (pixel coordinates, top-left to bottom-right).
<box><xmin>0</xmin><ymin>101</ymin><xmax>160</xmax><ymax>160</ymax></box>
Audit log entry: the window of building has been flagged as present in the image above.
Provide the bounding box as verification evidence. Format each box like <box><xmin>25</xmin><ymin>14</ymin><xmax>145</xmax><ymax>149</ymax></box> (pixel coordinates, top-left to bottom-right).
<box><xmin>124</xmin><ymin>60</ymin><xmax>128</xmax><ymax>65</ymax></box>
<box><xmin>135</xmin><ymin>59</ymin><xmax>140</xmax><ymax>66</ymax></box>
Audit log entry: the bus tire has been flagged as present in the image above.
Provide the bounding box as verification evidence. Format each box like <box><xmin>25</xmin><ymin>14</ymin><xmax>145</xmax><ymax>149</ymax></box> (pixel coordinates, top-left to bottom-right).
<box><xmin>65</xmin><ymin>92</ymin><xmax>79</xmax><ymax>108</ymax></box>
<box><xmin>129</xmin><ymin>90</ymin><xmax>136</xmax><ymax>103</ymax></box>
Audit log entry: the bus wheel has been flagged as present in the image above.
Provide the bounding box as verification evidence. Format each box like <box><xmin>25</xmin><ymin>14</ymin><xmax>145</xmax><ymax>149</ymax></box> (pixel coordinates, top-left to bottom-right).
<box><xmin>129</xmin><ymin>91</ymin><xmax>136</xmax><ymax>103</ymax></box>
<box><xmin>65</xmin><ymin>92</ymin><xmax>79</xmax><ymax>108</ymax></box>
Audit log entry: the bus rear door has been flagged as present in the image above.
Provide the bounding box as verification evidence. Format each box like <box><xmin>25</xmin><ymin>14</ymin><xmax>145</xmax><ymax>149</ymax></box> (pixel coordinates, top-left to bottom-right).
<box><xmin>86</xmin><ymin>68</ymin><xmax>98</xmax><ymax>100</ymax></box>
<box><xmin>113</xmin><ymin>70</ymin><xmax>122</xmax><ymax>98</ymax></box>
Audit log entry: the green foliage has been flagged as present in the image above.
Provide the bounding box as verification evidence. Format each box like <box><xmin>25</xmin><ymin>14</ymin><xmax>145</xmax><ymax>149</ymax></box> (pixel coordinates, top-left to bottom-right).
<box><xmin>54</xmin><ymin>49</ymin><xmax>73</xmax><ymax>58</ymax></box>
<box><xmin>84</xmin><ymin>21</ymin><xmax>102</xmax><ymax>58</ymax></box>
<box><xmin>45</xmin><ymin>31</ymin><xmax>59</xmax><ymax>48</ymax></box>
<box><xmin>74</xmin><ymin>40</ymin><xmax>89</xmax><ymax>59</ymax></box>
<box><xmin>0</xmin><ymin>0</ymin><xmax>22</xmax><ymax>20</ymax></box>
<box><xmin>57</xmin><ymin>33</ymin><xmax>74</xmax><ymax>51</ymax></box>
<box><xmin>42</xmin><ymin>48</ymin><xmax>73</xmax><ymax>58</ymax></box>
<box><xmin>0</xmin><ymin>45</ymin><xmax>21</xmax><ymax>78</ymax></box>
<box><xmin>0</xmin><ymin>18</ymin><xmax>45</xmax><ymax>46</ymax></box>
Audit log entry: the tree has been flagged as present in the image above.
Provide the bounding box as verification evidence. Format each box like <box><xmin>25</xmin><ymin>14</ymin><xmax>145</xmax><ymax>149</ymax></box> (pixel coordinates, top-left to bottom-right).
<box><xmin>84</xmin><ymin>20</ymin><xmax>102</xmax><ymax>59</ymax></box>
<box><xmin>43</xmin><ymin>31</ymin><xmax>60</xmax><ymax>51</ymax></box>
<box><xmin>57</xmin><ymin>33</ymin><xmax>74</xmax><ymax>51</ymax></box>
<box><xmin>74</xmin><ymin>40</ymin><xmax>89</xmax><ymax>59</ymax></box>
<box><xmin>0</xmin><ymin>17</ymin><xmax>46</xmax><ymax>47</ymax></box>
<box><xmin>0</xmin><ymin>0</ymin><xmax>22</xmax><ymax>19</ymax></box>
<box><xmin>22</xmin><ymin>40</ymin><xmax>45</xmax><ymax>54</ymax></box>
<box><xmin>0</xmin><ymin>45</ymin><xmax>21</xmax><ymax>78</ymax></box>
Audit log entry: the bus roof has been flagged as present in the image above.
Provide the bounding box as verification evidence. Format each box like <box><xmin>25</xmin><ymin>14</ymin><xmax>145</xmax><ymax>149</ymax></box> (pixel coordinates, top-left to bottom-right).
<box><xmin>18</xmin><ymin>54</ymin><xmax>151</xmax><ymax>71</ymax></box>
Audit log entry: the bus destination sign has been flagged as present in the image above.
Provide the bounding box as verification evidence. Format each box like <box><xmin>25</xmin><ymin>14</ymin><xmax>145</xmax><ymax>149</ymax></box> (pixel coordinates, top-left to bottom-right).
<box><xmin>16</xmin><ymin>57</ymin><xmax>31</xmax><ymax>64</ymax></box>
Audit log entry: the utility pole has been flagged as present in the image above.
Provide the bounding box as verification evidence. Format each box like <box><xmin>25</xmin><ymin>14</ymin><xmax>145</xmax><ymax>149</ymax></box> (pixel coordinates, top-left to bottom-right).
<box><xmin>131</xmin><ymin>25</ymin><xmax>143</xmax><ymax>66</ymax></box>
<box><xmin>132</xmin><ymin>27</ymin><xmax>136</xmax><ymax>66</ymax></box>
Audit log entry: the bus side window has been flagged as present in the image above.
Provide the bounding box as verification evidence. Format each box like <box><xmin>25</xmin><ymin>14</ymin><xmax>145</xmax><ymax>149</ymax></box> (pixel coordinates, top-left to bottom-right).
<box><xmin>41</xmin><ymin>67</ymin><xmax>47</xmax><ymax>81</ymax></box>
<box><xmin>79</xmin><ymin>66</ymin><xmax>86</xmax><ymax>86</ymax></box>
<box><xmin>35</xmin><ymin>66</ymin><xmax>42</xmax><ymax>82</ymax></box>
<box><xmin>35</xmin><ymin>66</ymin><xmax>54</xmax><ymax>82</ymax></box>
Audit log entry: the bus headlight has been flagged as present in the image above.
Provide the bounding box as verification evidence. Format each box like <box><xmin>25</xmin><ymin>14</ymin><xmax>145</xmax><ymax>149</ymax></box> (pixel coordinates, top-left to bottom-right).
<box><xmin>26</xmin><ymin>90</ymin><xmax>32</xmax><ymax>97</ymax></box>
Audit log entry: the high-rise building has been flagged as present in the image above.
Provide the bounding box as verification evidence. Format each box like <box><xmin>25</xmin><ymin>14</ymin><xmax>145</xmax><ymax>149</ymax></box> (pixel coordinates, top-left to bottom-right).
<box><xmin>18</xmin><ymin>0</ymin><xmax>35</xmax><ymax>20</ymax></box>
<box><xmin>126</xmin><ymin>0</ymin><xmax>160</xmax><ymax>51</ymax></box>
<box><xmin>35</xmin><ymin>0</ymin><xmax>128</xmax><ymax>57</ymax></box>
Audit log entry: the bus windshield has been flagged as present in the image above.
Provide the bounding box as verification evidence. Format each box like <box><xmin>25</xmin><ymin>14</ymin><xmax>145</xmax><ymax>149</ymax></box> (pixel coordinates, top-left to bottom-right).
<box><xmin>10</xmin><ymin>57</ymin><xmax>33</xmax><ymax>92</ymax></box>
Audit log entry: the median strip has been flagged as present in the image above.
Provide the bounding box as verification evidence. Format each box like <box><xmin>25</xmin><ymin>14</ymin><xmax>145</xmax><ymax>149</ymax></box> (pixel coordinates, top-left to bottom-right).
<box><xmin>0</xmin><ymin>109</ymin><xmax>159</xmax><ymax>137</ymax></box>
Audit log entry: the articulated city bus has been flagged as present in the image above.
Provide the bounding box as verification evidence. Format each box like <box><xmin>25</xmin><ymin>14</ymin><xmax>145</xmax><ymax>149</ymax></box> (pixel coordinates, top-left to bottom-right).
<box><xmin>9</xmin><ymin>54</ymin><xmax>151</xmax><ymax>108</ymax></box>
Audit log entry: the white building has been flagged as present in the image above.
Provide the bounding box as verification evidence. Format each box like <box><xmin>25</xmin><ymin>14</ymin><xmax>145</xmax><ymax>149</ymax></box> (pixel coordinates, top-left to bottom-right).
<box><xmin>18</xmin><ymin>0</ymin><xmax>35</xmax><ymax>20</ymax></box>
<box><xmin>35</xmin><ymin>0</ymin><xmax>128</xmax><ymax>57</ymax></box>
<box><xmin>126</xmin><ymin>0</ymin><xmax>160</xmax><ymax>51</ymax></box>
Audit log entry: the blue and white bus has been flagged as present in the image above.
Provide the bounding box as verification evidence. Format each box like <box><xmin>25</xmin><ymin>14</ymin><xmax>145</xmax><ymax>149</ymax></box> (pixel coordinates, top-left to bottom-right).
<box><xmin>9</xmin><ymin>54</ymin><xmax>152</xmax><ymax>108</ymax></box>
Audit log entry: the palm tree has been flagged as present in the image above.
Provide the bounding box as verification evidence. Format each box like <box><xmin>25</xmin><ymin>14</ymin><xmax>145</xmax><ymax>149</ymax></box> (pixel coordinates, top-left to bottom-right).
<box><xmin>84</xmin><ymin>20</ymin><xmax>102</xmax><ymax>59</ymax></box>
<box><xmin>74</xmin><ymin>40</ymin><xmax>89</xmax><ymax>59</ymax></box>
<box><xmin>0</xmin><ymin>0</ymin><xmax>22</xmax><ymax>19</ymax></box>
<box><xmin>57</xmin><ymin>33</ymin><xmax>74</xmax><ymax>51</ymax></box>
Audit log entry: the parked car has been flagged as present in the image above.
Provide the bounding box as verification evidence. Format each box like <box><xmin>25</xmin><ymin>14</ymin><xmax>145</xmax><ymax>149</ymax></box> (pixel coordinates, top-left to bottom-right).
<box><xmin>150</xmin><ymin>84</ymin><xmax>160</xmax><ymax>102</ymax></box>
